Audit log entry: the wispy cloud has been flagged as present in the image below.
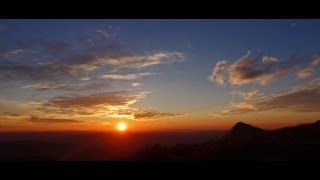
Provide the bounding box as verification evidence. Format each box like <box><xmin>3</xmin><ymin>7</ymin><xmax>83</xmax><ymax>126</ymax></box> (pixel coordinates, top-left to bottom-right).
<box><xmin>231</xmin><ymin>89</ymin><xmax>265</xmax><ymax>101</ymax></box>
<box><xmin>133</xmin><ymin>109</ymin><xmax>185</xmax><ymax>121</ymax></box>
<box><xmin>262</xmin><ymin>56</ymin><xmax>278</xmax><ymax>64</ymax></box>
<box><xmin>0</xmin><ymin>27</ymin><xmax>187</xmax><ymax>126</ymax></box>
<box><xmin>96</xmin><ymin>29</ymin><xmax>110</xmax><ymax>38</ymax></box>
<box><xmin>296</xmin><ymin>57</ymin><xmax>320</xmax><ymax>79</ymax></box>
<box><xmin>208</xmin><ymin>60</ymin><xmax>228</xmax><ymax>85</ymax></box>
<box><xmin>1</xmin><ymin>49</ymin><xmax>26</xmax><ymax>58</ymax></box>
<box><xmin>94</xmin><ymin>51</ymin><xmax>184</xmax><ymax>71</ymax></box>
<box><xmin>46</xmin><ymin>91</ymin><xmax>143</xmax><ymax>108</ymax></box>
<box><xmin>131</xmin><ymin>82</ymin><xmax>142</xmax><ymax>87</ymax></box>
<box><xmin>99</xmin><ymin>72</ymin><xmax>155</xmax><ymax>80</ymax></box>
<box><xmin>79</xmin><ymin>77</ymin><xmax>91</xmax><ymax>81</ymax></box>
<box><xmin>21</xmin><ymin>83</ymin><xmax>69</xmax><ymax>90</ymax></box>
<box><xmin>96</xmin><ymin>26</ymin><xmax>117</xmax><ymax>39</ymax></box>
<box><xmin>0</xmin><ymin>51</ymin><xmax>184</xmax><ymax>81</ymax></box>
<box><xmin>28</xmin><ymin>116</ymin><xmax>82</xmax><ymax>123</ymax></box>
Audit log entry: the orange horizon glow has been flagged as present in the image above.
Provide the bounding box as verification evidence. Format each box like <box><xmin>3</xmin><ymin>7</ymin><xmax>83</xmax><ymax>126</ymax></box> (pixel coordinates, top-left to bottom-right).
<box><xmin>1</xmin><ymin>118</ymin><xmax>319</xmax><ymax>133</ymax></box>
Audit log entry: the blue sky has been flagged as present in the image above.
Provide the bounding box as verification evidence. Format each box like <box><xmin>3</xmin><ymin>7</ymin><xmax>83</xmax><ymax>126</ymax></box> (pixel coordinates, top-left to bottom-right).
<box><xmin>0</xmin><ymin>19</ymin><xmax>320</xmax><ymax>131</ymax></box>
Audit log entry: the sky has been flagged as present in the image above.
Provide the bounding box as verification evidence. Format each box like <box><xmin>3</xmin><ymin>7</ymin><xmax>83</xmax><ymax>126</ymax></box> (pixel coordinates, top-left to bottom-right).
<box><xmin>0</xmin><ymin>19</ymin><xmax>319</xmax><ymax>132</ymax></box>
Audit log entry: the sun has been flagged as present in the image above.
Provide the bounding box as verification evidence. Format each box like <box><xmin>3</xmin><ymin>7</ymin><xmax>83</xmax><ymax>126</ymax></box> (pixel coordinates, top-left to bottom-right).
<box><xmin>116</xmin><ymin>122</ymin><xmax>128</xmax><ymax>132</ymax></box>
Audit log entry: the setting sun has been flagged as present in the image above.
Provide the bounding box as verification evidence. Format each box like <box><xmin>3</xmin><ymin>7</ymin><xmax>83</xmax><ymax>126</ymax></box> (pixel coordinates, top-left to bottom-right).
<box><xmin>116</xmin><ymin>122</ymin><xmax>128</xmax><ymax>132</ymax></box>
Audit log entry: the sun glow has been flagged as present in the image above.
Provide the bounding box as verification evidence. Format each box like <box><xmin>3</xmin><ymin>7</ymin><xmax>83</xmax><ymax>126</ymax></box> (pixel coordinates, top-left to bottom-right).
<box><xmin>116</xmin><ymin>122</ymin><xmax>128</xmax><ymax>132</ymax></box>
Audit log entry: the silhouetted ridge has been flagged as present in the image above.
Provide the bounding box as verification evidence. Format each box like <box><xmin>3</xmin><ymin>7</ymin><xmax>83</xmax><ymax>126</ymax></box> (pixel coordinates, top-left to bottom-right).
<box><xmin>134</xmin><ymin>120</ymin><xmax>320</xmax><ymax>160</ymax></box>
<box><xmin>229</xmin><ymin>122</ymin><xmax>263</xmax><ymax>136</ymax></box>
<box><xmin>274</xmin><ymin>120</ymin><xmax>320</xmax><ymax>141</ymax></box>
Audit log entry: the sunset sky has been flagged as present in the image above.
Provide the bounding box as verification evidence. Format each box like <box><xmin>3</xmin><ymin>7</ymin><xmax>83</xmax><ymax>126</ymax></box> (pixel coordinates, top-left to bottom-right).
<box><xmin>0</xmin><ymin>19</ymin><xmax>319</xmax><ymax>132</ymax></box>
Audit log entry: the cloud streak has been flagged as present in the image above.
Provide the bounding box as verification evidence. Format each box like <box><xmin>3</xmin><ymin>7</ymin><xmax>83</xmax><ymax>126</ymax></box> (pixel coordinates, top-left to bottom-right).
<box><xmin>99</xmin><ymin>72</ymin><xmax>155</xmax><ymax>80</ymax></box>
<box><xmin>21</xmin><ymin>83</ymin><xmax>69</xmax><ymax>90</ymax></box>
<box><xmin>131</xmin><ymin>82</ymin><xmax>142</xmax><ymax>87</ymax></box>
<box><xmin>214</xmin><ymin>78</ymin><xmax>320</xmax><ymax>116</ymax></box>
<box><xmin>0</xmin><ymin>51</ymin><xmax>184</xmax><ymax>82</ymax></box>
<box><xmin>134</xmin><ymin>109</ymin><xmax>185</xmax><ymax>120</ymax></box>
<box><xmin>28</xmin><ymin>116</ymin><xmax>82</xmax><ymax>123</ymax></box>
<box><xmin>297</xmin><ymin>57</ymin><xmax>320</xmax><ymax>79</ymax></box>
<box><xmin>46</xmin><ymin>91</ymin><xmax>142</xmax><ymax>108</ymax></box>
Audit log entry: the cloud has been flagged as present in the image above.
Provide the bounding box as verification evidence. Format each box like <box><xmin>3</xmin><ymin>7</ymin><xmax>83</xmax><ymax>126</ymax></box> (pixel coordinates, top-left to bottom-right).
<box><xmin>0</xmin><ymin>61</ymin><xmax>35</xmax><ymax>80</ymax></box>
<box><xmin>134</xmin><ymin>109</ymin><xmax>185</xmax><ymax>120</ymax></box>
<box><xmin>46</xmin><ymin>91</ymin><xmax>143</xmax><ymax>108</ymax></box>
<box><xmin>96</xmin><ymin>26</ymin><xmax>118</xmax><ymax>39</ymax></box>
<box><xmin>77</xmin><ymin>82</ymin><xmax>112</xmax><ymax>91</ymax></box>
<box><xmin>262</xmin><ymin>56</ymin><xmax>278</xmax><ymax>64</ymax></box>
<box><xmin>215</xmin><ymin>77</ymin><xmax>320</xmax><ymax>116</ymax></box>
<box><xmin>94</xmin><ymin>51</ymin><xmax>184</xmax><ymax>71</ymax></box>
<box><xmin>99</xmin><ymin>72</ymin><xmax>155</xmax><ymax>80</ymax></box>
<box><xmin>0</xmin><ymin>91</ymin><xmax>184</xmax><ymax>122</ymax></box>
<box><xmin>33</xmin><ymin>91</ymin><xmax>185</xmax><ymax>122</ymax></box>
<box><xmin>1</xmin><ymin>49</ymin><xmax>26</xmax><ymax>58</ymax></box>
<box><xmin>79</xmin><ymin>77</ymin><xmax>91</xmax><ymax>81</ymax></box>
<box><xmin>232</xmin><ymin>89</ymin><xmax>265</xmax><ymax>101</ymax></box>
<box><xmin>254</xmin><ymin>78</ymin><xmax>320</xmax><ymax>112</ymax></box>
<box><xmin>32</xmin><ymin>91</ymin><xmax>148</xmax><ymax>118</ymax></box>
<box><xmin>101</xmin><ymin>122</ymin><xmax>112</xmax><ymax>126</ymax></box>
<box><xmin>131</xmin><ymin>82</ymin><xmax>142</xmax><ymax>87</ymax></box>
<box><xmin>0</xmin><ymin>97</ymin><xmax>37</xmax><ymax>114</ymax></box>
<box><xmin>227</xmin><ymin>52</ymin><xmax>284</xmax><ymax>85</ymax></box>
<box><xmin>230</xmin><ymin>101</ymin><xmax>258</xmax><ymax>111</ymax></box>
<box><xmin>208</xmin><ymin>52</ymin><xmax>318</xmax><ymax>86</ymax></box>
<box><xmin>0</xmin><ymin>29</ymin><xmax>184</xmax><ymax>83</ymax></box>
<box><xmin>61</xmin><ymin>52</ymin><xmax>183</xmax><ymax>77</ymax></box>
<box><xmin>0</xmin><ymin>51</ymin><xmax>183</xmax><ymax>82</ymax></box>
<box><xmin>21</xmin><ymin>83</ymin><xmax>69</xmax><ymax>90</ymax></box>
<box><xmin>96</xmin><ymin>29</ymin><xmax>110</xmax><ymax>38</ymax></box>
<box><xmin>28</xmin><ymin>116</ymin><xmax>82</xmax><ymax>123</ymax></box>
<box><xmin>296</xmin><ymin>57</ymin><xmax>320</xmax><ymax>79</ymax></box>
<box><xmin>0</xmin><ymin>31</ymin><xmax>186</xmax><ymax>124</ymax></box>
<box><xmin>96</xmin><ymin>28</ymin><xmax>117</xmax><ymax>39</ymax></box>
<box><xmin>208</xmin><ymin>60</ymin><xmax>228</xmax><ymax>85</ymax></box>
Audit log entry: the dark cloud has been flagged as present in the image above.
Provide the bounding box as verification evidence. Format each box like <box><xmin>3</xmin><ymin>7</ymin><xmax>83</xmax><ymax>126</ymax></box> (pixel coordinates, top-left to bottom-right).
<box><xmin>218</xmin><ymin>78</ymin><xmax>320</xmax><ymax>115</ymax></box>
<box><xmin>0</xmin><ymin>44</ymin><xmax>183</xmax><ymax>83</ymax></box>
<box><xmin>134</xmin><ymin>110</ymin><xmax>184</xmax><ymax>120</ymax></box>
<box><xmin>46</xmin><ymin>91</ymin><xmax>140</xmax><ymax>108</ymax></box>
<box><xmin>0</xmin><ymin>61</ymin><xmax>35</xmax><ymax>79</ymax></box>
<box><xmin>21</xmin><ymin>83</ymin><xmax>70</xmax><ymax>91</ymax></box>
<box><xmin>209</xmin><ymin>52</ymin><xmax>319</xmax><ymax>86</ymax></box>
<box><xmin>0</xmin><ymin>29</ymin><xmax>184</xmax><ymax>95</ymax></box>
<box><xmin>256</xmin><ymin>80</ymin><xmax>320</xmax><ymax>112</ymax></box>
<box><xmin>28</xmin><ymin>116</ymin><xmax>82</xmax><ymax>123</ymax></box>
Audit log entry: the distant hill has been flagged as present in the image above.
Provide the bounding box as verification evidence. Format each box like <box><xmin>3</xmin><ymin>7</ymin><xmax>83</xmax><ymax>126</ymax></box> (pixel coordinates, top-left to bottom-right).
<box><xmin>135</xmin><ymin>120</ymin><xmax>320</xmax><ymax>160</ymax></box>
<box><xmin>227</xmin><ymin>122</ymin><xmax>264</xmax><ymax>137</ymax></box>
<box><xmin>273</xmin><ymin>120</ymin><xmax>320</xmax><ymax>143</ymax></box>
